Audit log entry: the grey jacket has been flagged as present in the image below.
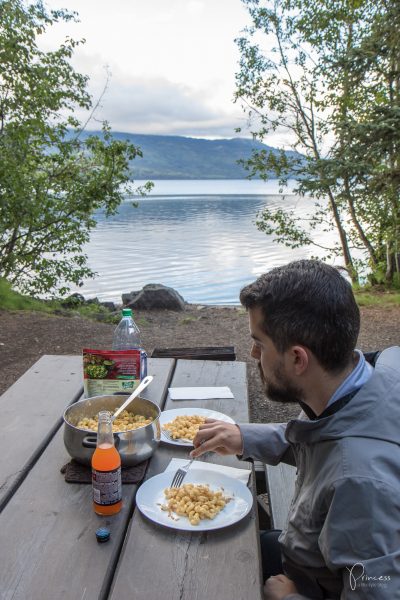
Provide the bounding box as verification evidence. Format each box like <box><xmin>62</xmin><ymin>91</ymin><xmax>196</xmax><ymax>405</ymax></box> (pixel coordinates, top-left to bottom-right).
<box><xmin>239</xmin><ymin>347</ymin><xmax>400</xmax><ymax>599</ymax></box>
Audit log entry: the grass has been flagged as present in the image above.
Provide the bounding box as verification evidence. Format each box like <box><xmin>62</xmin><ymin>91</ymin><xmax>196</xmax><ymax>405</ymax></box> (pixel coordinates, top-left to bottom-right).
<box><xmin>72</xmin><ymin>302</ymin><xmax>120</xmax><ymax>323</ymax></box>
<box><xmin>136</xmin><ymin>317</ymin><xmax>150</xmax><ymax>327</ymax></box>
<box><xmin>0</xmin><ymin>278</ymin><xmax>55</xmax><ymax>312</ymax></box>
<box><xmin>0</xmin><ymin>278</ymin><xmax>118</xmax><ymax>323</ymax></box>
<box><xmin>353</xmin><ymin>289</ymin><xmax>400</xmax><ymax>307</ymax></box>
<box><xmin>179</xmin><ymin>316</ymin><xmax>200</xmax><ymax>325</ymax></box>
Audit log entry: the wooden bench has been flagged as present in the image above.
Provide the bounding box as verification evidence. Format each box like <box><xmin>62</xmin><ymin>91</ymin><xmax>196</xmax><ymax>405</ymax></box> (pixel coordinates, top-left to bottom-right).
<box><xmin>151</xmin><ymin>346</ymin><xmax>236</xmax><ymax>361</ymax></box>
<box><xmin>265</xmin><ymin>463</ymin><xmax>297</xmax><ymax>530</ymax></box>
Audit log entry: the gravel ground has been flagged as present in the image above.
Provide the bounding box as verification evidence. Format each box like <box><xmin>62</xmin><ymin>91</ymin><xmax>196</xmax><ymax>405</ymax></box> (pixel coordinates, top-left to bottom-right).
<box><xmin>0</xmin><ymin>304</ymin><xmax>399</xmax><ymax>422</ymax></box>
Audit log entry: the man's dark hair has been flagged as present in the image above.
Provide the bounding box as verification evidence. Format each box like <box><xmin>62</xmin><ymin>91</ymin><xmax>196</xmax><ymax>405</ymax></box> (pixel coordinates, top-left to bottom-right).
<box><xmin>240</xmin><ymin>260</ymin><xmax>360</xmax><ymax>372</ymax></box>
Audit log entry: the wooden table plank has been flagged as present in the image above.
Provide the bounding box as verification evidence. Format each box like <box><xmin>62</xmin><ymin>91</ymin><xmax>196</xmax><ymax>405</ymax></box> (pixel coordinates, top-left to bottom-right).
<box><xmin>0</xmin><ymin>355</ymin><xmax>82</xmax><ymax>511</ymax></box>
<box><xmin>166</xmin><ymin>358</ymin><xmax>249</xmax><ymax>416</ymax></box>
<box><xmin>144</xmin><ymin>357</ymin><xmax>176</xmax><ymax>412</ymax></box>
<box><xmin>109</xmin><ymin>360</ymin><xmax>263</xmax><ymax>600</ymax></box>
<box><xmin>0</xmin><ymin>358</ymin><xmax>175</xmax><ymax>600</ymax></box>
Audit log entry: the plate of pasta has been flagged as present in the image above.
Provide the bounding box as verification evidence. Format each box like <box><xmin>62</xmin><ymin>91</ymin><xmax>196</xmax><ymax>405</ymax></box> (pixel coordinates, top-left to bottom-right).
<box><xmin>136</xmin><ymin>468</ymin><xmax>253</xmax><ymax>531</ymax></box>
<box><xmin>159</xmin><ymin>407</ymin><xmax>235</xmax><ymax>446</ymax></box>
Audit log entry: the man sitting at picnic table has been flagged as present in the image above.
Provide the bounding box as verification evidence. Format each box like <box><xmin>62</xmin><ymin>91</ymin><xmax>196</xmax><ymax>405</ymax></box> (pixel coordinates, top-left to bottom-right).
<box><xmin>192</xmin><ymin>259</ymin><xmax>400</xmax><ymax>600</ymax></box>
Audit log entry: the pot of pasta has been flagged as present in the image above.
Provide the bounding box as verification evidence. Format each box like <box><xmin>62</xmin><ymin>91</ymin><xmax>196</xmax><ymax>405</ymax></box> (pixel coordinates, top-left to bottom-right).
<box><xmin>63</xmin><ymin>394</ymin><xmax>161</xmax><ymax>467</ymax></box>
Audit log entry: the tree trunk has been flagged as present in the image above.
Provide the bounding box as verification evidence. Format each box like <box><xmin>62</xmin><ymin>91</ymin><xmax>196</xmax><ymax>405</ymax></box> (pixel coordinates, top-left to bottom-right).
<box><xmin>326</xmin><ymin>187</ymin><xmax>358</xmax><ymax>283</ymax></box>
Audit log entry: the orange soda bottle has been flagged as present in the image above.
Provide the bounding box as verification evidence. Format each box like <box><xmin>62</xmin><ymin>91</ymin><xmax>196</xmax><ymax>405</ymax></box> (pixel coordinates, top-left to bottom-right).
<box><xmin>92</xmin><ymin>410</ymin><xmax>122</xmax><ymax>516</ymax></box>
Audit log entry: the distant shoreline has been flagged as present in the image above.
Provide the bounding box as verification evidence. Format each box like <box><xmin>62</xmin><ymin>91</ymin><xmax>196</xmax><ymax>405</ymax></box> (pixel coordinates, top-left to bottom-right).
<box><xmin>129</xmin><ymin>178</ymin><xmax>297</xmax><ymax>198</ymax></box>
<box><xmin>74</xmin><ymin>130</ymin><xmax>304</xmax><ymax>180</ymax></box>
<box><xmin>131</xmin><ymin>176</ymin><xmax>270</xmax><ymax>181</ymax></box>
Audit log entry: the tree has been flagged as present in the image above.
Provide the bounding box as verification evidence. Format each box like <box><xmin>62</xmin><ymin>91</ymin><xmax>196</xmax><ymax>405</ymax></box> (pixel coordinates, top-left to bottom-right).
<box><xmin>235</xmin><ymin>0</ymin><xmax>400</xmax><ymax>284</ymax></box>
<box><xmin>0</xmin><ymin>0</ymin><xmax>146</xmax><ymax>296</ymax></box>
<box><xmin>333</xmin><ymin>1</ymin><xmax>400</xmax><ymax>282</ymax></box>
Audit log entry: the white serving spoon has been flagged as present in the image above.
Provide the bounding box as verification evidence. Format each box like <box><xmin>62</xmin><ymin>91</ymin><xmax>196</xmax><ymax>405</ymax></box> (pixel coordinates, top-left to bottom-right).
<box><xmin>111</xmin><ymin>375</ymin><xmax>154</xmax><ymax>422</ymax></box>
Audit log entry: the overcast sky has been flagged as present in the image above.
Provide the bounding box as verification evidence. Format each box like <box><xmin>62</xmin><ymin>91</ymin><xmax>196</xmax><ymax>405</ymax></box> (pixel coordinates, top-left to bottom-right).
<box><xmin>40</xmin><ymin>0</ymin><xmax>290</xmax><ymax>143</ymax></box>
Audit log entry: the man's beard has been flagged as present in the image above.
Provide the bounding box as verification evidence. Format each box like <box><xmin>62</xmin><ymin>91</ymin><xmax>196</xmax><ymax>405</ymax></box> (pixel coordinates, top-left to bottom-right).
<box><xmin>258</xmin><ymin>362</ymin><xmax>303</xmax><ymax>404</ymax></box>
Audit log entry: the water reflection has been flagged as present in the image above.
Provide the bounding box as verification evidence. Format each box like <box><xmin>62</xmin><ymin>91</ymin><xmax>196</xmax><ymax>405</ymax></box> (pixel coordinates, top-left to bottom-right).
<box><xmin>72</xmin><ymin>181</ymin><xmax>320</xmax><ymax>304</ymax></box>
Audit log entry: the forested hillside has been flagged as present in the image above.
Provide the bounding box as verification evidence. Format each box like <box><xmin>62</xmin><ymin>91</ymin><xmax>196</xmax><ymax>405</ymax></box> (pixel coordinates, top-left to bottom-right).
<box><xmin>82</xmin><ymin>131</ymin><xmax>303</xmax><ymax>179</ymax></box>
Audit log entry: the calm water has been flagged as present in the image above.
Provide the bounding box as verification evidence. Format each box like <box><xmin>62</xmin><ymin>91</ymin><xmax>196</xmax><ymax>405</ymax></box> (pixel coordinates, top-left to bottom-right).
<box><xmin>71</xmin><ymin>179</ymin><xmax>330</xmax><ymax>305</ymax></box>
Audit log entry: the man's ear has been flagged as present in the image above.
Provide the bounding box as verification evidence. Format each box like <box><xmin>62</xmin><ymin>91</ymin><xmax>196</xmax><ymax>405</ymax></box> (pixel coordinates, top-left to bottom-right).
<box><xmin>289</xmin><ymin>346</ymin><xmax>309</xmax><ymax>375</ymax></box>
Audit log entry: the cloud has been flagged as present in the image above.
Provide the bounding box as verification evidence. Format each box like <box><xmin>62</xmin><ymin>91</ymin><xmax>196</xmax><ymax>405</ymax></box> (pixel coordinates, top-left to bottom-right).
<box><xmin>62</xmin><ymin>52</ymin><xmax>296</xmax><ymax>143</ymax></box>
<box><xmin>77</xmin><ymin>73</ymin><xmax>246</xmax><ymax>137</ymax></box>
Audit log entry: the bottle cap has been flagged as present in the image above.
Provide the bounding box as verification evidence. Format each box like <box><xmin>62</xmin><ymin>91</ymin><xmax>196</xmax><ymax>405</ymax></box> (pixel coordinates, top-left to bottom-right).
<box><xmin>95</xmin><ymin>527</ymin><xmax>110</xmax><ymax>543</ymax></box>
<box><xmin>122</xmin><ymin>308</ymin><xmax>132</xmax><ymax>317</ymax></box>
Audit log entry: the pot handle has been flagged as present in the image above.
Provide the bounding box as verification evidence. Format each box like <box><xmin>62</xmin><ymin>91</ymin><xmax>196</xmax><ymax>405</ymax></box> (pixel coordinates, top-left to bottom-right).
<box><xmin>82</xmin><ymin>435</ymin><xmax>97</xmax><ymax>448</ymax></box>
<box><xmin>82</xmin><ymin>435</ymin><xmax>120</xmax><ymax>449</ymax></box>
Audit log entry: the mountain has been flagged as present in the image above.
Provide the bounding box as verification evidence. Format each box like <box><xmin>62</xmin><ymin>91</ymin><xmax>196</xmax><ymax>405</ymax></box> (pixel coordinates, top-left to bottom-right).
<box><xmin>83</xmin><ymin>131</ymin><xmax>302</xmax><ymax>179</ymax></box>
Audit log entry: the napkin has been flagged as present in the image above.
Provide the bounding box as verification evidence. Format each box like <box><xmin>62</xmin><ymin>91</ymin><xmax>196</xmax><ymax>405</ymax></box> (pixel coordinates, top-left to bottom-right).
<box><xmin>165</xmin><ymin>458</ymin><xmax>250</xmax><ymax>485</ymax></box>
<box><xmin>168</xmin><ymin>386</ymin><xmax>234</xmax><ymax>400</ymax></box>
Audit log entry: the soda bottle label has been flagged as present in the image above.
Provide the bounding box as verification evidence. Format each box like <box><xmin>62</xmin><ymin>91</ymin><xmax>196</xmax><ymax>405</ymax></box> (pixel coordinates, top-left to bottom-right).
<box><xmin>92</xmin><ymin>467</ymin><xmax>122</xmax><ymax>506</ymax></box>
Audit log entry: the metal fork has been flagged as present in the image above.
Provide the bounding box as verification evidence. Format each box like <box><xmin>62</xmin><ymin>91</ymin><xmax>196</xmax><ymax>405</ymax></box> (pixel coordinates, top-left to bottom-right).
<box><xmin>170</xmin><ymin>441</ymin><xmax>208</xmax><ymax>488</ymax></box>
<box><xmin>162</xmin><ymin>428</ymin><xmax>191</xmax><ymax>443</ymax></box>
<box><xmin>162</xmin><ymin>428</ymin><xmax>177</xmax><ymax>442</ymax></box>
<box><xmin>170</xmin><ymin>458</ymin><xmax>194</xmax><ymax>488</ymax></box>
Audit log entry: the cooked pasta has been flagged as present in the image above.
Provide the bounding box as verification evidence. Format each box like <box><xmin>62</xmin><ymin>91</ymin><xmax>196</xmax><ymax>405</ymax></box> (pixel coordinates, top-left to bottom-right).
<box><xmin>160</xmin><ymin>483</ymin><xmax>231</xmax><ymax>525</ymax></box>
<box><xmin>77</xmin><ymin>410</ymin><xmax>152</xmax><ymax>432</ymax></box>
<box><xmin>163</xmin><ymin>415</ymin><xmax>206</xmax><ymax>441</ymax></box>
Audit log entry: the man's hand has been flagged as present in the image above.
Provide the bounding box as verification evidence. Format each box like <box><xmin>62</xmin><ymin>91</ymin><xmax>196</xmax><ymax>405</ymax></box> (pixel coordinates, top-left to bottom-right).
<box><xmin>264</xmin><ymin>574</ymin><xmax>298</xmax><ymax>600</ymax></box>
<box><xmin>190</xmin><ymin>419</ymin><xmax>244</xmax><ymax>457</ymax></box>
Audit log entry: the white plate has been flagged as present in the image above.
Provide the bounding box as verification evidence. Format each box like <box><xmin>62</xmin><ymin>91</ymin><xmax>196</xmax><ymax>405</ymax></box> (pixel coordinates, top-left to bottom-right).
<box><xmin>136</xmin><ymin>468</ymin><xmax>253</xmax><ymax>531</ymax></box>
<box><xmin>159</xmin><ymin>407</ymin><xmax>235</xmax><ymax>446</ymax></box>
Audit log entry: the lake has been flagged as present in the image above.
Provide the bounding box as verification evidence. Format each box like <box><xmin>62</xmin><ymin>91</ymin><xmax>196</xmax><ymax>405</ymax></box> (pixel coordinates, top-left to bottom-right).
<box><xmin>71</xmin><ymin>179</ymin><xmax>334</xmax><ymax>305</ymax></box>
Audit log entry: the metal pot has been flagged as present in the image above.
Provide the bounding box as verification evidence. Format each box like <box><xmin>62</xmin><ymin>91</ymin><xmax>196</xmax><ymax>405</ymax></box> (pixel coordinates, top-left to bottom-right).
<box><xmin>63</xmin><ymin>394</ymin><xmax>161</xmax><ymax>467</ymax></box>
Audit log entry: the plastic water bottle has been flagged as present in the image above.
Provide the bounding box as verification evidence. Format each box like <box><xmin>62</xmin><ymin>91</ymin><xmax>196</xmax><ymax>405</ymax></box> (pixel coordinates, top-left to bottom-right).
<box><xmin>112</xmin><ymin>308</ymin><xmax>141</xmax><ymax>350</ymax></box>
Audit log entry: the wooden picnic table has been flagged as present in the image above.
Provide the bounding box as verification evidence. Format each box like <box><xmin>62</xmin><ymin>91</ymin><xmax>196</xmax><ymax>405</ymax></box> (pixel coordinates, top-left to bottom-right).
<box><xmin>0</xmin><ymin>355</ymin><xmax>263</xmax><ymax>600</ymax></box>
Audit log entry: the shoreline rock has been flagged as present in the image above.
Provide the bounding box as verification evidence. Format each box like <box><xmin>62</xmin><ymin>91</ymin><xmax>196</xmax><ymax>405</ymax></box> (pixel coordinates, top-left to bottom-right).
<box><xmin>124</xmin><ymin>284</ymin><xmax>186</xmax><ymax>311</ymax></box>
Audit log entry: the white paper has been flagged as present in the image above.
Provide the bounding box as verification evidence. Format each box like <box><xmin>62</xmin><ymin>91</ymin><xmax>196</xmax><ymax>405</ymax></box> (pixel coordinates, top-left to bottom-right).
<box><xmin>168</xmin><ymin>386</ymin><xmax>234</xmax><ymax>400</ymax></box>
<box><xmin>165</xmin><ymin>458</ymin><xmax>250</xmax><ymax>485</ymax></box>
